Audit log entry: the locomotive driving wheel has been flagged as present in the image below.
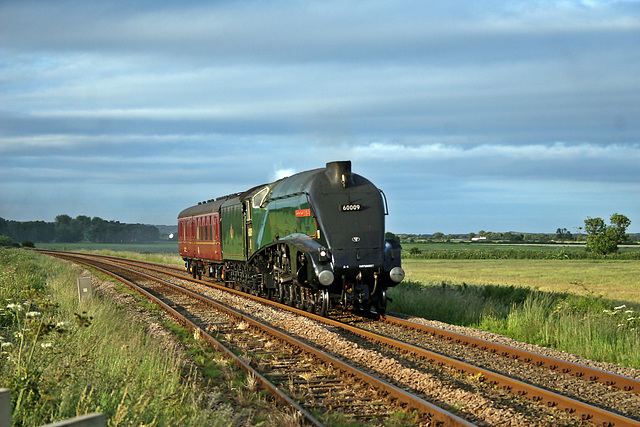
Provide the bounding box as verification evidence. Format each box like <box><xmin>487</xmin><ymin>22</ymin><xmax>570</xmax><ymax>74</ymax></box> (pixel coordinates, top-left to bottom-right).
<box><xmin>314</xmin><ymin>289</ymin><xmax>329</xmax><ymax>317</ymax></box>
<box><xmin>373</xmin><ymin>285</ymin><xmax>387</xmax><ymax>316</ymax></box>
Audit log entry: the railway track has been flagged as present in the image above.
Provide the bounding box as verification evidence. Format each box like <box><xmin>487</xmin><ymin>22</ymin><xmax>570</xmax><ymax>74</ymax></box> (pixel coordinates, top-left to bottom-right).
<box><xmin>42</xmin><ymin>251</ymin><xmax>640</xmax><ymax>426</ymax></box>
<box><xmin>44</xmin><ymin>251</ymin><xmax>471</xmax><ymax>426</ymax></box>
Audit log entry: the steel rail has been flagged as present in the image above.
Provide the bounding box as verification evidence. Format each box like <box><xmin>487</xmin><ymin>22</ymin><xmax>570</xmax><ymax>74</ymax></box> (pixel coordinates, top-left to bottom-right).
<box><xmin>382</xmin><ymin>314</ymin><xmax>640</xmax><ymax>394</ymax></box>
<box><xmin>51</xmin><ymin>253</ymin><xmax>324</xmax><ymax>427</ymax></box>
<box><xmin>47</xmin><ymin>251</ymin><xmax>640</xmax><ymax>426</ymax></box>
<box><xmin>49</xmin><ymin>252</ymin><xmax>474</xmax><ymax>427</ymax></box>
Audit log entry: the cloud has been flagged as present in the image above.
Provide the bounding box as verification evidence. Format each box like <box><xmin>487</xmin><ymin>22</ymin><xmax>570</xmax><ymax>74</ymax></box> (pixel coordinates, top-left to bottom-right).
<box><xmin>0</xmin><ymin>0</ymin><xmax>638</xmax><ymax>233</ymax></box>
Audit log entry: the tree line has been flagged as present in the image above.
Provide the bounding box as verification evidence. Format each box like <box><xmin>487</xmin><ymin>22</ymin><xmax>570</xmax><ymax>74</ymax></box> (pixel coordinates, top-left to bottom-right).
<box><xmin>0</xmin><ymin>215</ymin><xmax>160</xmax><ymax>245</ymax></box>
<box><xmin>395</xmin><ymin>213</ymin><xmax>634</xmax><ymax>256</ymax></box>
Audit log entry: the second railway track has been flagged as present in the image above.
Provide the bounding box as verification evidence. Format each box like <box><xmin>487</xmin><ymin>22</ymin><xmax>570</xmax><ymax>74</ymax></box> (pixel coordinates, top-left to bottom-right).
<box><xmin>43</xmin><ymin>251</ymin><xmax>640</xmax><ymax>426</ymax></box>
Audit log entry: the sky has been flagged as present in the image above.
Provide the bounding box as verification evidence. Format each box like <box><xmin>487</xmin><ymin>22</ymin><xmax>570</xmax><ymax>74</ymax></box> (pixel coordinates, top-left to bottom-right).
<box><xmin>1</xmin><ymin>0</ymin><xmax>639</xmax><ymax>235</ymax></box>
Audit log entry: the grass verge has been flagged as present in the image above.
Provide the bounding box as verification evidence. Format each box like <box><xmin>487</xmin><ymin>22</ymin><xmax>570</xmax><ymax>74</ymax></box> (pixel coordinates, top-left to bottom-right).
<box><xmin>389</xmin><ymin>280</ymin><xmax>640</xmax><ymax>368</ymax></box>
<box><xmin>0</xmin><ymin>248</ymin><xmax>287</xmax><ymax>426</ymax></box>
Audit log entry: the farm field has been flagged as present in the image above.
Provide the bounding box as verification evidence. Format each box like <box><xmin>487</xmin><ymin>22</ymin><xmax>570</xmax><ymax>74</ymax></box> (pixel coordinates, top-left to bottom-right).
<box><xmin>402</xmin><ymin>258</ymin><xmax>640</xmax><ymax>304</ymax></box>
<box><xmin>36</xmin><ymin>241</ymin><xmax>178</xmax><ymax>254</ymax></box>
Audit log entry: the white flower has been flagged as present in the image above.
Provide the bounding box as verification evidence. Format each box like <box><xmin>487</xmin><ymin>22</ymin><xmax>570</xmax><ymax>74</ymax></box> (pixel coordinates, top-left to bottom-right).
<box><xmin>26</xmin><ymin>311</ymin><xmax>42</xmax><ymax>318</ymax></box>
<box><xmin>40</xmin><ymin>342</ymin><xmax>54</xmax><ymax>349</ymax></box>
<box><xmin>614</xmin><ymin>305</ymin><xmax>626</xmax><ymax>310</ymax></box>
<box><xmin>55</xmin><ymin>321</ymin><xmax>74</xmax><ymax>331</ymax></box>
<box><xmin>1</xmin><ymin>342</ymin><xmax>13</xmax><ymax>350</ymax></box>
<box><xmin>6</xmin><ymin>304</ymin><xmax>22</xmax><ymax>311</ymax></box>
<box><xmin>625</xmin><ymin>310</ymin><xmax>634</xmax><ymax>314</ymax></box>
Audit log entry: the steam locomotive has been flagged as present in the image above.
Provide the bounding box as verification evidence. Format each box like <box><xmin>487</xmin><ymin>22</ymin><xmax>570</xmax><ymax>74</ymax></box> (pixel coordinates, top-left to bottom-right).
<box><xmin>178</xmin><ymin>161</ymin><xmax>404</xmax><ymax>316</ymax></box>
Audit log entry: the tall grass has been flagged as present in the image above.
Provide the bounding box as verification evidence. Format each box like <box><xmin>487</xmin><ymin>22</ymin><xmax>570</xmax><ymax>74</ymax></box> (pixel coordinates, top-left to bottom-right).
<box><xmin>388</xmin><ymin>280</ymin><xmax>640</xmax><ymax>368</ymax></box>
<box><xmin>0</xmin><ymin>248</ymin><xmax>239</xmax><ymax>426</ymax></box>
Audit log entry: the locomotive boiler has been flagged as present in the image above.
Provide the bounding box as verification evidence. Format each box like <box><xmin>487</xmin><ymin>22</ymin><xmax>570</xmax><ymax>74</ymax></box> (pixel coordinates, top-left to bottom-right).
<box><xmin>178</xmin><ymin>161</ymin><xmax>404</xmax><ymax>316</ymax></box>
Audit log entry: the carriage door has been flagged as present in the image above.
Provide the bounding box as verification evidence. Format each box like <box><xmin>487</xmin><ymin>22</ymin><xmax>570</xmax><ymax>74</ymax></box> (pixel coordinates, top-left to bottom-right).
<box><xmin>245</xmin><ymin>201</ymin><xmax>253</xmax><ymax>257</ymax></box>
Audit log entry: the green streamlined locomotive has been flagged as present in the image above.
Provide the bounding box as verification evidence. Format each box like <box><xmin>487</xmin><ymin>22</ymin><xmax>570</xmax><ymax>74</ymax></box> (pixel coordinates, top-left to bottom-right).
<box><xmin>178</xmin><ymin>161</ymin><xmax>404</xmax><ymax>316</ymax></box>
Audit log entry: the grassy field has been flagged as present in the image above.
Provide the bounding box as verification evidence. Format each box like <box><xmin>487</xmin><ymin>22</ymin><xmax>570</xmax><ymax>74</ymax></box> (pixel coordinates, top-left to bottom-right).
<box><xmin>35</xmin><ymin>241</ymin><xmax>179</xmax><ymax>254</ymax></box>
<box><xmin>401</xmin><ymin>258</ymin><xmax>640</xmax><ymax>304</ymax></box>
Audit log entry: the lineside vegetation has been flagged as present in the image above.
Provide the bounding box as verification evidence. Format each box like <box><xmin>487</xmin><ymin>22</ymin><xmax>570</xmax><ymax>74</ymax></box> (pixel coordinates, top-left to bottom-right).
<box><xmin>390</xmin><ymin>256</ymin><xmax>640</xmax><ymax>368</ymax></box>
<box><xmin>0</xmin><ymin>249</ymin><xmax>290</xmax><ymax>426</ymax></box>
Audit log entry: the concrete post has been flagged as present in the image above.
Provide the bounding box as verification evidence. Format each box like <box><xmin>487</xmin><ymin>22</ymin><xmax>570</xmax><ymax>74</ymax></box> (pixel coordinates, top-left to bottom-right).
<box><xmin>0</xmin><ymin>389</ymin><xmax>10</xmax><ymax>427</ymax></box>
<box><xmin>77</xmin><ymin>277</ymin><xmax>94</xmax><ymax>302</ymax></box>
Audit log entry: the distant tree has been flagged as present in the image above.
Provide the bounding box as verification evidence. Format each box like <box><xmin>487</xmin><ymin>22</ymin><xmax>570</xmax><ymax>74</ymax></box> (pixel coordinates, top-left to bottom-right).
<box><xmin>584</xmin><ymin>213</ymin><xmax>631</xmax><ymax>255</ymax></box>
<box><xmin>432</xmin><ymin>232</ymin><xmax>445</xmax><ymax>241</ymax></box>
<box><xmin>54</xmin><ymin>214</ymin><xmax>83</xmax><ymax>242</ymax></box>
<box><xmin>385</xmin><ymin>232</ymin><xmax>397</xmax><ymax>241</ymax></box>
<box><xmin>505</xmin><ymin>232</ymin><xmax>524</xmax><ymax>242</ymax></box>
<box><xmin>555</xmin><ymin>228</ymin><xmax>573</xmax><ymax>241</ymax></box>
<box><xmin>408</xmin><ymin>247</ymin><xmax>421</xmax><ymax>255</ymax></box>
<box><xmin>0</xmin><ymin>235</ymin><xmax>12</xmax><ymax>246</ymax></box>
<box><xmin>21</xmin><ymin>240</ymin><xmax>35</xmax><ymax>248</ymax></box>
<box><xmin>486</xmin><ymin>232</ymin><xmax>502</xmax><ymax>241</ymax></box>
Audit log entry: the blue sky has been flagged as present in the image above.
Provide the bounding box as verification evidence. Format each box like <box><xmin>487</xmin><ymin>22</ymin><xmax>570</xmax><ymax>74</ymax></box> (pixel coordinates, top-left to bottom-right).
<box><xmin>1</xmin><ymin>0</ymin><xmax>638</xmax><ymax>234</ymax></box>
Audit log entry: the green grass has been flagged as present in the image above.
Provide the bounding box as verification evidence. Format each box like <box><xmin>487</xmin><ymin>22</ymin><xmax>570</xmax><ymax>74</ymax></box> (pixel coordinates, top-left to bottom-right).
<box><xmin>401</xmin><ymin>258</ymin><xmax>640</xmax><ymax>304</ymax></box>
<box><xmin>35</xmin><ymin>242</ymin><xmax>179</xmax><ymax>254</ymax></box>
<box><xmin>0</xmin><ymin>248</ymin><xmax>289</xmax><ymax>426</ymax></box>
<box><xmin>87</xmin><ymin>249</ymin><xmax>184</xmax><ymax>266</ymax></box>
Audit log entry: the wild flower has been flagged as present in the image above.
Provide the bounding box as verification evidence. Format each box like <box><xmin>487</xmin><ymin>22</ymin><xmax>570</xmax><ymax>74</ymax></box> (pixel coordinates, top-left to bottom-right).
<box><xmin>615</xmin><ymin>304</ymin><xmax>626</xmax><ymax>310</ymax></box>
<box><xmin>55</xmin><ymin>321</ymin><xmax>74</xmax><ymax>333</ymax></box>
<box><xmin>26</xmin><ymin>311</ymin><xmax>42</xmax><ymax>318</ymax></box>
<box><xmin>6</xmin><ymin>303</ymin><xmax>22</xmax><ymax>311</ymax></box>
<box><xmin>2</xmin><ymin>342</ymin><xmax>13</xmax><ymax>350</ymax></box>
<box><xmin>40</xmin><ymin>342</ymin><xmax>54</xmax><ymax>349</ymax></box>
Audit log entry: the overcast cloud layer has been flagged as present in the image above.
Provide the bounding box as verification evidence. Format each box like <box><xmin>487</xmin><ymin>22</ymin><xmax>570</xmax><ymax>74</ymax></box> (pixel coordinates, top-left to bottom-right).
<box><xmin>1</xmin><ymin>0</ymin><xmax>639</xmax><ymax>234</ymax></box>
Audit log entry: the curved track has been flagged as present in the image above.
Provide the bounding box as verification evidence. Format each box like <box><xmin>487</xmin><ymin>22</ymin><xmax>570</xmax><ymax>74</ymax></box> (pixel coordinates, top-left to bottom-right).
<box><xmin>44</xmin><ymin>251</ymin><xmax>471</xmax><ymax>426</ymax></box>
<box><xmin>42</xmin><ymin>251</ymin><xmax>640</xmax><ymax>426</ymax></box>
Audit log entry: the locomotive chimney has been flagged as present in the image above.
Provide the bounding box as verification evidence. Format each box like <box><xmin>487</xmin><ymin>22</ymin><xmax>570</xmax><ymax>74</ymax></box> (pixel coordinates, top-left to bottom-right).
<box><xmin>326</xmin><ymin>161</ymin><xmax>352</xmax><ymax>188</ymax></box>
